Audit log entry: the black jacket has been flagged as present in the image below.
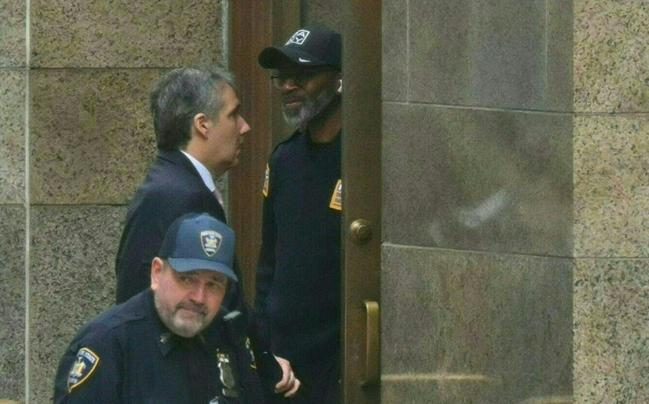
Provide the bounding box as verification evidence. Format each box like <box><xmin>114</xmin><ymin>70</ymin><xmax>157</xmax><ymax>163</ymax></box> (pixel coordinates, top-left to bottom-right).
<box><xmin>53</xmin><ymin>290</ymin><xmax>265</xmax><ymax>403</ymax></box>
<box><xmin>255</xmin><ymin>131</ymin><xmax>342</xmax><ymax>366</ymax></box>
<box><xmin>115</xmin><ymin>150</ymin><xmax>229</xmax><ymax>304</ymax></box>
<box><xmin>114</xmin><ymin>149</ymin><xmax>281</xmax><ymax>390</ymax></box>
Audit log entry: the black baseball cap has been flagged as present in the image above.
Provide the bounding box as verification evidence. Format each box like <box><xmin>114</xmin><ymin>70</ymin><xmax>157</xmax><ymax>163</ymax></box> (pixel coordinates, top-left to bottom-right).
<box><xmin>258</xmin><ymin>26</ymin><xmax>341</xmax><ymax>70</ymax></box>
<box><xmin>158</xmin><ymin>213</ymin><xmax>238</xmax><ymax>282</ymax></box>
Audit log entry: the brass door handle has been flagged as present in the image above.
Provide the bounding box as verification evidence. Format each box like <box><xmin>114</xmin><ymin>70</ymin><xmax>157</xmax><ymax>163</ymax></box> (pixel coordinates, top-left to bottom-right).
<box><xmin>350</xmin><ymin>219</ymin><xmax>372</xmax><ymax>244</ymax></box>
<box><xmin>362</xmin><ymin>300</ymin><xmax>380</xmax><ymax>386</ymax></box>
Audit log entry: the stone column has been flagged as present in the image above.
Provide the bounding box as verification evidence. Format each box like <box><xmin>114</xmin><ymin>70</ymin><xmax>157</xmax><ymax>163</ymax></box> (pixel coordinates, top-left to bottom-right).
<box><xmin>1</xmin><ymin>1</ymin><xmax>229</xmax><ymax>401</ymax></box>
<box><xmin>382</xmin><ymin>1</ymin><xmax>649</xmax><ymax>403</ymax></box>
<box><xmin>381</xmin><ymin>1</ymin><xmax>574</xmax><ymax>402</ymax></box>
<box><xmin>0</xmin><ymin>1</ymin><xmax>27</xmax><ymax>400</ymax></box>
<box><xmin>573</xmin><ymin>2</ymin><xmax>649</xmax><ymax>402</ymax></box>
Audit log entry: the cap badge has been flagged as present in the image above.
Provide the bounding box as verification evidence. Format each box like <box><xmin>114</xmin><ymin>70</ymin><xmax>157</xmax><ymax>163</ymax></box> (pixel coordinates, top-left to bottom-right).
<box><xmin>286</xmin><ymin>29</ymin><xmax>310</xmax><ymax>46</ymax></box>
<box><xmin>200</xmin><ymin>231</ymin><xmax>222</xmax><ymax>257</ymax></box>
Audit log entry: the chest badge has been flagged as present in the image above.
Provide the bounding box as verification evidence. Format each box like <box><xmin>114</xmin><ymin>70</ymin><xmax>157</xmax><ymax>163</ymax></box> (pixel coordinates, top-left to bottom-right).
<box><xmin>217</xmin><ymin>350</ymin><xmax>239</xmax><ymax>398</ymax></box>
<box><xmin>329</xmin><ymin>179</ymin><xmax>342</xmax><ymax>211</ymax></box>
<box><xmin>262</xmin><ymin>164</ymin><xmax>270</xmax><ymax>197</ymax></box>
<box><xmin>245</xmin><ymin>337</ymin><xmax>257</xmax><ymax>369</ymax></box>
<box><xmin>67</xmin><ymin>347</ymin><xmax>100</xmax><ymax>392</ymax></box>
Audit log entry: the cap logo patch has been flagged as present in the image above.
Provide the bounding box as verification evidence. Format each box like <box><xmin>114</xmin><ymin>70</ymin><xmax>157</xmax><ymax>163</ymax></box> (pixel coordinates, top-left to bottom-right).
<box><xmin>286</xmin><ymin>29</ymin><xmax>310</xmax><ymax>46</ymax></box>
<box><xmin>201</xmin><ymin>231</ymin><xmax>222</xmax><ymax>257</ymax></box>
<box><xmin>67</xmin><ymin>347</ymin><xmax>100</xmax><ymax>392</ymax></box>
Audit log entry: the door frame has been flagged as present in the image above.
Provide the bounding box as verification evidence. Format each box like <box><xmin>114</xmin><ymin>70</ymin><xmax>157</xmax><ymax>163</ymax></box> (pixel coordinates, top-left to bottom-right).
<box><xmin>229</xmin><ymin>1</ymin><xmax>301</xmax><ymax>303</ymax></box>
<box><xmin>341</xmin><ymin>2</ymin><xmax>382</xmax><ymax>403</ymax></box>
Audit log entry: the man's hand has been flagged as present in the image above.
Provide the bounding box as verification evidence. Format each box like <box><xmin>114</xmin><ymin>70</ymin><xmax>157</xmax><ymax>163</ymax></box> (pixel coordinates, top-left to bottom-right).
<box><xmin>273</xmin><ymin>355</ymin><xmax>301</xmax><ymax>397</ymax></box>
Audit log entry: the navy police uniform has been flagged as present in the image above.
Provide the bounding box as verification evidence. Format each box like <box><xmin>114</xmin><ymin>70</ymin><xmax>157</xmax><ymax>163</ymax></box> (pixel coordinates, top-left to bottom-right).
<box><xmin>54</xmin><ymin>290</ymin><xmax>265</xmax><ymax>403</ymax></box>
<box><xmin>113</xmin><ymin>150</ymin><xmax>281</xmax><ymax>394</ymax></box>
<box><xmin>255</xmin><ymin>129</ymin><xmax>342</xmax><ymax>402</ymax></box>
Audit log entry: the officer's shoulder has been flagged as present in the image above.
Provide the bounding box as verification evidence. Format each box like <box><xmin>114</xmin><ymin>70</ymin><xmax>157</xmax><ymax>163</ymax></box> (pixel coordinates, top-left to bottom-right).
<box><xmin>78</xmin><ymin>297</ymin><xmax>147</xmax><ymax>341</ymax></box>
<box><xmin>270</xmin><ymin>131</ymin><xmax>302</xmax><ymax>157</ymax></box>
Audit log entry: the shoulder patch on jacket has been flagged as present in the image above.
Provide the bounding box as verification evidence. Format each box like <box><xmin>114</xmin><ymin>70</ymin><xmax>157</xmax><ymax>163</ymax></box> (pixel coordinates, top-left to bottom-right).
<box><xmin>329</xmin><ymin>179</ymin><xmax>342</xmax><ymax>211</ymax></box>
<box><xmin>67</xmin><ymin>347</ymin><xmax>100</xmax><ymax>392</ymax></box>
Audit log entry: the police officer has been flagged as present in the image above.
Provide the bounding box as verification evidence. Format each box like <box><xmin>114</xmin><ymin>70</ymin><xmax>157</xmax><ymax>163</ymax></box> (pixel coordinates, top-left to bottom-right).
<box><xmin>54</xmin><ymin>213</ymin><xmax>266</xmax><ymax>403</ymax></box>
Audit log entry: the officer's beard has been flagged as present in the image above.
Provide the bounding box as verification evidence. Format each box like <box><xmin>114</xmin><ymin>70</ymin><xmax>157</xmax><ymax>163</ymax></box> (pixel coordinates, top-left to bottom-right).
<box><xmin>154</xmin><ymin>293</ymin><xmax>214</xmax><ymax>338</ymax></box>
<box><xmin>282</xmin><ymin>85</ymin><xmax>339</xmax><ymax>130</ymax></box>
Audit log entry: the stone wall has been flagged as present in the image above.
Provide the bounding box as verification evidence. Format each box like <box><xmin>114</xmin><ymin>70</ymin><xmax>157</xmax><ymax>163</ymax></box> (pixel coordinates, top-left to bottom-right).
<box><xmin>573</xmin><ymin>1</ymin><xmax>649</xmax><ymax>402</ymax></box>
<box><xmin>381</xmin><ymin>1</ymin><xmax>649</xmax><ymax>403</ymax></box>
<box><xmin>382</xmin><ymin>1</ymin><xmax>574</xmax><ymax>402</ymax></box>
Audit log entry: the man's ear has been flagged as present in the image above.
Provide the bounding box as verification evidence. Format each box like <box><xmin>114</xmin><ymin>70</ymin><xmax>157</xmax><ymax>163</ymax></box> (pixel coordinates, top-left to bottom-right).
<box><xmin>150</xmin><ymin>257</ymin><xmax>164</xmax><ymax>291</ymax></box>
<box><xmin>336</xmin><ymin>77</ymin><xmax>343</xmax><ymax>94</ymax></box>
<box><xmin>192</xmin><ymin>113</ymin><xmax>210</xmax><ymax>139</ymax></box>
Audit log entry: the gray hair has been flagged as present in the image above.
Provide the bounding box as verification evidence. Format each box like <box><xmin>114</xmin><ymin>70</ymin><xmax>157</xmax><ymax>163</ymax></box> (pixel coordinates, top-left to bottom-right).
<box><xmin>150</xmin><ymin>67</ymin><xmax>235</xmax><ymax>151</ymax></box>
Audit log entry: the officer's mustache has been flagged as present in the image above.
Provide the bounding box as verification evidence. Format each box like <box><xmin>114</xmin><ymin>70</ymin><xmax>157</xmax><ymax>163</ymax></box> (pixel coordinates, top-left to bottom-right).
<box><xmin>176</xmin><ymin>301</ymin><xmax>207</xmax><ymax>316</ymax></box>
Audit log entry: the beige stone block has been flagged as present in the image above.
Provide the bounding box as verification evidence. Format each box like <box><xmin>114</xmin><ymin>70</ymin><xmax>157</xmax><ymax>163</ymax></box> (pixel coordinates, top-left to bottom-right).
<box><xmin>574</xmin><ymin>1</ymin><xmax>649</xmax><ymax>112</ymax></box>
<box><xmin>574</xmin><ymin>115</ymin><xmax>649</xmax><ymax>257</ymax></box>
<box><xmin>30</xmin><ymin>0</ymin><xmax>225</xmax><ymax>68</ymax></box>
<box><xmin>382</xmin><ymin>245</ymin><xmax>573</xmax><ymax>403</ymax></box>
<box><xmin>408</xmin><ymin>0</ymin><xmax>572</xmax><ymax>111</ymax></box>
<box><xmin>30</xmin><ymin>69</ymin><xmax>159</xmax><ymax>204</ymax></box>
<box><xmin>0</xmin><ymin>207</ymin><xmax>25</xmax><ymax>401</ymax></box>
<box><xmin>28</xmin><ymin>206</ymin><xmax>125</xmax><ymax>403</ymax></box>
<box><xmin>0</xmin><ymin>0</ymin><xmax>26</xmax><ymax>67</ymax></box>
<box><xmin>382</xmin><ymin>0</ymin><xmax>408</xmax><ymax>102</ymax></box>
<box><xmin>381</xmin><ymin>376</ymin><xmax>500</xmax><ymax>404</ymax></box>
<box><xmin>574</xmin><ymin>258</ymin><xmax>649</xmax><ymax>403</ymax></box>
<box><xmin>383</xmin><ymin>103</ymin><xmax>573</xmax><ymax>256</ymax></box>
<box><xmin>0</xmin><ymin>70</ymin><xmax>25</xmax><ymax>203</ymax></box>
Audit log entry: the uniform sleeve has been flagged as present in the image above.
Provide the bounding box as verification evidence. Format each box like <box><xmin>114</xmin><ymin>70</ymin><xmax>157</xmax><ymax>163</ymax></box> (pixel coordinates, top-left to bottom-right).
<box><xmin>254</xmin><ymin>160</ymin><xmax>277</xmax><ymax>350</ymax></box>
<box><xmin>53</xmin><ymin>329</ymin><xmax>123</xmax><ymax>403</ymax></box>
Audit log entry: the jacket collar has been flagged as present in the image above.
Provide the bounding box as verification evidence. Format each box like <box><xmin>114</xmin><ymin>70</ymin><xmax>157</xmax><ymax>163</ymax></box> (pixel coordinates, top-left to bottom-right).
<box><xmin>157</xmin><ymin>149</ymin><xmax>202</xmax><ymax>180</ymax></box>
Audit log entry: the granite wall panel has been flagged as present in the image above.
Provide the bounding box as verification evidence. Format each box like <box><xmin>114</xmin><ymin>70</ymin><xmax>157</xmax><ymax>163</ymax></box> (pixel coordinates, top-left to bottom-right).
<box><xmin>574</xmin><ymin>258</ymin><xmax>649</xmax><ymax>403</ymax></box>
<box><xmin>30</xmin><ymin>69</ymin><xmax>160</xmax><ymax>204</ymax></box>
<box><xmin>574</xmin><ymin>114</ymin><xmax>649</xmax><ymax>258</ymax></box>
<box><xmin>30</xmin><ymin>0</ymin><xmax>225</xmax><ymax>68</ymax></box>
<box><xmin>28</xmin><ymin>206</ymin><xmax>125</xmax><ymax>403</ymax></box>
<box><xmin>382</xmin><ymin>0</ymin><xmax>408</xmax><ymax>102</ymax></box>
<box><xmin>382</xmin><ymin>244</ymin><xmax>572</xmax><ymax>403</ymax></box>
<box><xmin>0</xmin><ymin>0</ymin><xmax>26</xmax><ymax>67</ymax></box>
<box><xmin>0</xmin><ymin>70</ymin><xmax>25</xmax><ymax>204</ymax></box>
<box><xmin>383</xmin><ymin>103</ymin><xmax>573</xmax><ymax>256</ymax></box>
<box><xmin>0</xmin><ymin>207</ymin><xmax>25</xmax><ymax>401</ymax></box>
<box><xmin>408</xmin><ymin>0</ymin><xmax>572</xmax><ymax>111</ymax></box>
<box><xmin>574</xmin><ymin>1</ymin><xmax>649</xmax><ymax>113</ymax></box>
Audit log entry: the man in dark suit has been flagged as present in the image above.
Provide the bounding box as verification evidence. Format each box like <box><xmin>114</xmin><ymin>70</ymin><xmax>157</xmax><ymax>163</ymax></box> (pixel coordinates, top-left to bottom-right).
<box><xmin>115</xmin><ymin>67</ymin><xmax>250</xmax><ymax>304</ymax></box>
<box><xmin>114</xmin><ymin>67</ymin><xmax>300</xmax><ymax>399</ymax></box>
